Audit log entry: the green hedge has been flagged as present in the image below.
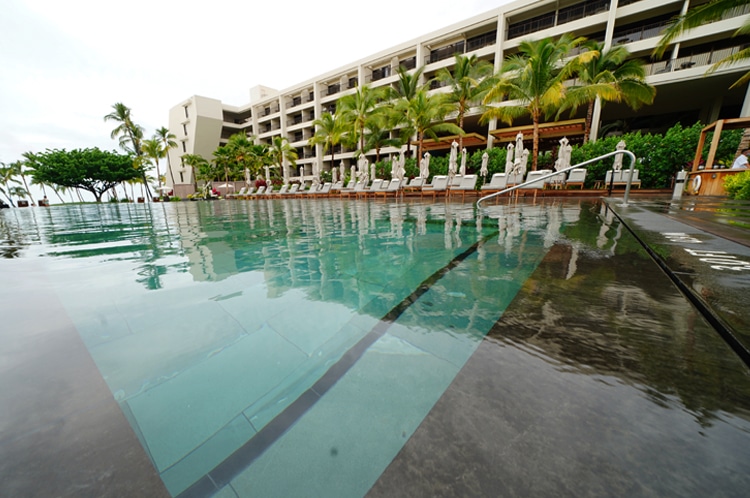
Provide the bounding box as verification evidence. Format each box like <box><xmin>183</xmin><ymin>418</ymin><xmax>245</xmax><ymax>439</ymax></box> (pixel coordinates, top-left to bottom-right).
<box><xmin>724</xmin><ymin>171</ymin><xmax>750</xmax><ymax>200</ymax></box>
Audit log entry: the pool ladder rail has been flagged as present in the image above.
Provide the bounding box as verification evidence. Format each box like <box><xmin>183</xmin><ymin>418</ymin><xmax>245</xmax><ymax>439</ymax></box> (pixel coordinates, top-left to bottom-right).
<box><xmin>476</xmin><ymin>150</ymin><xmax>639</xmax><ymax>208</ymax></box>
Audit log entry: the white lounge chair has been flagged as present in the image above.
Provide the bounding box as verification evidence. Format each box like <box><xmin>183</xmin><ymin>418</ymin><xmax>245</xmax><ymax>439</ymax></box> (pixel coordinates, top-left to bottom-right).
<box><xmin>421</xmin><ymin>175</ymin><xmax>449</xmax><ymax>199</ymax></box>
<box><xmin>449</xmin><ymin>174</ymin><xmax>478</xmax><ymax>201</ymax></box>
<box><xmin>481</xmin><ymin>173</ymin><xmax>508</xmax><ymax>191</ymax></box>
<box><xmin>249</xmin><ymin>186</ymin><xmax>266</xmax><ymax>199</ymax></box>
<box><xmin>566</xmin><ymin>168</ymin><xmax>586</xmax><ymax>189</ymax></box>
<box><xmin>520</xmin><ymin>170</ymin><xmax>552</xmax><ymax>189</ymax></box>
<box><xmin>375</xmin><ymin>179</ymin><xmax>402</xmax><ymax>199</ymax></box>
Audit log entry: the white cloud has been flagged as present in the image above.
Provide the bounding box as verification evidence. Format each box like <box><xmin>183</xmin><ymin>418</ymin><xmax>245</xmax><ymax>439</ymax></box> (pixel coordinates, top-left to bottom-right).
<box><xmin>1</xmin><ymin>0</ymin><xmax>507</xmax><ymax>164</ymax></box>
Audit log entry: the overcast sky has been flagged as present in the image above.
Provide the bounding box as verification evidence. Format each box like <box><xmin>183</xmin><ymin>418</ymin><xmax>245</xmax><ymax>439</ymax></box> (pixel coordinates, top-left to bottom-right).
<box><xmin>1</xmin><ymin>0</ymin><xmax>510</xmax><ymax>166</ymax></box>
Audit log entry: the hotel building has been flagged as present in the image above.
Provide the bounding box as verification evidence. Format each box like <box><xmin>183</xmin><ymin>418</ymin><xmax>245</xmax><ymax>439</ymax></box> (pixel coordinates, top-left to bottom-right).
<box><xmin>166</xmin><ymin>0</ymin><xmax>750</xmax><ymax>195</ymax></box>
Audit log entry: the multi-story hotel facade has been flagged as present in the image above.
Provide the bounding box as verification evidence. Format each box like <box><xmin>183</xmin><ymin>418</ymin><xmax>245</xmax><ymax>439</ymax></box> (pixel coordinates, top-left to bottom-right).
<box><xmin>166</xmin><ymin>0</ymin><xmax>750</xmax><ymax>195</ymax></box>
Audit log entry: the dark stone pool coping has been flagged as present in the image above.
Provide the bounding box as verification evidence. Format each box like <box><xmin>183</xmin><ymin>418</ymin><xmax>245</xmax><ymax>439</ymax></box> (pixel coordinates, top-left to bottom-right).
<box><xmin>606</xmin><ymin>197</ymin><xmax>750</xmax><ymax>366</ymax></box>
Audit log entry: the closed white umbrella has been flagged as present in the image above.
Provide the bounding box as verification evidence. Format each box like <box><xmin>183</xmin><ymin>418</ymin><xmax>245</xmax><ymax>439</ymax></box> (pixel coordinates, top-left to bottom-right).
<box><xmin>420</xmin><ymin>152</ymin><xmax>431</xmax><ymax>179</ymax></box>
<box><xmin>480</xmin><ymin>151</ymin><xmax>489</xmax><ymax>179</ymax></box>
<box><xmin>448</xmin><ymin>141</ymin><xmax>458</xmax><ymax>178</ymax></box>
<box><xmin>340</xmin><ymin>162</ymin><xmax>346</xmax><ymax>182</ymax></box>
<box><xmin>459</xmin><ymin>147</ymin><xmax>467</xmax><ymax>176</ymax></box>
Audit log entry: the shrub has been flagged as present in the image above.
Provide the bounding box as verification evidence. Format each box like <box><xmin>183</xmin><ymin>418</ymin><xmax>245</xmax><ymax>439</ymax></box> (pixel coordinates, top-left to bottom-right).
<box><xmin>724</xmin><ymin>171</ymin><xmax>750</xmax><ymax>200</ymax></box>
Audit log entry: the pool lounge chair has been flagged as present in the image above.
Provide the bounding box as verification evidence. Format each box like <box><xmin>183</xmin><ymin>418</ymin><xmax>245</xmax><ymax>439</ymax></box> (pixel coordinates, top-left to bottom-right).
<box><xmin>359</xmin><ymin>179</ymin><xmax>384</xmax><ymax>198</ymax></box>
<box><xmin>249</xmin><ymin>186</ymin><xmax>266</xmax><ymax>199</ymax></box>
<box><xmin>449</xmin><ymin>174</ymin><xmax>478</xmax><ymax>201</ymax></box>
<box><xmin>340</xmin><ymin>181</ymin><xmax>365</xmax><ymax>198</ymax></box>
<box><xmin>330</xmin><ymin>181</ymin><xmax>344</xmax><ymax>196</ymax></box>
<box><xmin>227</xmin><ymin>186</ymin><xmax>247</xmax><ymax>199</ymax></box>
<box><xmin>313</xmin><ymin>182</ymin><xmax>333</xmax><ymax>197</ymax></box>
<box><xmin>421</xmin><ymin>175</ymin><xmax>449</xmax><ymax>199</ymax></box>
<box><xmin>481</xmin><ymin>173</ymin><xmax>508</xmax><ymax>192</ymax></box>
<box><xmin>271</xmin><ymin>184</ymin><xmax>289</xmax><ymax>197</ymax></box>
<box><xmin>566</xmin><ymin>168</ymin><xmax>587</xmax><ymax>189</ymax></box>
<box><xmin>506</xmin><ymin>172</ymin><xmax>525</xmax><ymax>186</ymax></box>
<box><xmin>402</xmin><ymin>177</ymin><xmax>424</xmax><ymax>196</ymax></box>
<box><xmin>282</xmin><ymin>183</ymin><xmax>300</xmax><ymax>197</ymax></box>
<box><xmin>375</xmin><ymin>179</ymin><xmax>402</xmax><ymax>199</ymax></box>
<box><xmin>521</xmin><ymin>170</ymin><xmax>552</xmax><ymax>190</ymax></box>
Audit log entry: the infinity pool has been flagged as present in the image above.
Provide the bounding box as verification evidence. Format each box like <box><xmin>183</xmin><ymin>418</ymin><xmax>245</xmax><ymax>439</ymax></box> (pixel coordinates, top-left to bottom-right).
<box><xmin>2</xmin><ymin>198</ymin><xmax>749</xmax><ymax>497</ymax></box>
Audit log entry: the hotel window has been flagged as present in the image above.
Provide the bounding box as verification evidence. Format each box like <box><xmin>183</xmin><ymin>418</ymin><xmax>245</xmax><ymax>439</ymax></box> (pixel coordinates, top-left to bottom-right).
<box><xmin>182</xmin><ymin>123</ymin><xmax>188</xmax><ymax>136</ymax></box>
<box><xmin>181</xmin><ymin>141</ymin><xmax>187</xmax><ymax>152</ymax></box>
<box><xmin>183</xmin><ymin>105</ymin><xmax>189</xmax><ymax>118</ymax></box>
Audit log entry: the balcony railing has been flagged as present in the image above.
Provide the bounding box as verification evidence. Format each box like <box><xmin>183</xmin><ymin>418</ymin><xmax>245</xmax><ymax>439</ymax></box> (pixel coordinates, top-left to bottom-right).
<box><xmin>466</xmin><ymin>31</ymin><xmax>497</xmax><ymax>52</ymax></box>
<box><xmin>426</xmin><ymin>41</ymin><xmax>466</xmax><ymax>64</ymax></box>
<box><xmin>643</xmin><ymin>44</ymin><xmax>750</xmax><ymax>76</ymax></box>
<box><xmin>508</xmin><ymin>0</ymin><xmax>609</xmax><ymax>39</ymax></box>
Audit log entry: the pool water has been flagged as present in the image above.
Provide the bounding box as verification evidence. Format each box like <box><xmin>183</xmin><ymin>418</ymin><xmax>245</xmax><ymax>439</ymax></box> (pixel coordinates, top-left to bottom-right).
<box><xmin>2</xmin><ymin>198</ymin><xmax>750</xmax><ymax>497</ymax></box>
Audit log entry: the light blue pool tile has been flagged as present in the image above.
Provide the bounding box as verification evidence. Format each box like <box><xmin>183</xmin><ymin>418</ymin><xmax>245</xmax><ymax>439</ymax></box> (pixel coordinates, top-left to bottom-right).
<box><xmin>266</xmin><ymin>299</ymin><xmax>356</xmax><ymax>355</ymax></box>
<box><xmin>244</xmin><ymin>319</ymin><xmax>371</xmax><ymax>430</ymax></box>
<box><xmin>230</xmin><ymin>334</ymin><xmax>460</xmax><ymax>498</ymax></box>
<box><xmin>212</xmin><ymin>485</ymin><xmax>240</xmax><ymax>498</ymax></box>
<box><xmin>88</xmin><ymin>301</ymin><xmax>247</xmax><ymax>401</ymax></box>
<box><xmin>126</xmin><ymin>323</ymin><xmax>308</xmax><ymax>472</ymax></box>
<box><xmin>160</xmin><ymin>415</ymin><xmax>256</xmax><ymax>496</ymax></box>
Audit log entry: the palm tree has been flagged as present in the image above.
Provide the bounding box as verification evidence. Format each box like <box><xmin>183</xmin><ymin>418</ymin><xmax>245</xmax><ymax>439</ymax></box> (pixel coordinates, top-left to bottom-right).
<box><xmin>435</xmin><ymin>54</ymin><xmax>494</xmax><ymax>150</ymax></box>
<box><xmin>10</xmin><ymin>160</ymin><xmax>35</xmax><ymax>206</ymax></box>
<box><xmin>182</xmin><ymin>153</ymin><xmax>210</xmax><ymax>192</ymax></box>
<box><xmin>562</xmin><ymin>41</ymin><xmax>656</xmax><ymax>142</ymax></box>
<box><xmin>482</xmin><ymin>34</ymin><xmax>595</xmax><ymax>170</ymax></box>
<box><xmin>155</xmin><ymin>127</ymin><xmax>178</xmax><ymax>187</ymax></box>
<box><xmin>406</xmin><ymin>89</ymin><xmax>464</xmax><ymax>169</ymax></box>
<box><xmin>142</xmin><ymin>138</ymin><xmax>165</xmax><ymax>197</ymax></box>
<box><xmin>655</xmin><ymin>0</ymin><xmax>750</xmax><ymax>88</ymax></box>
<box><xmin>0</xmin><ymin>162</ymin><xmax>21</xmax><ymax>207</ymax></box>
<box><xmin>310</xmin><ymin>111</ymin><xmax>347</xmax><ymax>169</ymax></box>
<box><xmin>338</xmin><ymin>85</ymin><xmax>390</xmax><ymax>157</ymax></box>
<box><xmin>104</xmin><ymin>103</ymin><xmax>150</xmax><ymax>198</ymax></box>
<box><xmin>365</xmin><ymin>108</ymin><xmax>405</xmax><ymax>163</ymax></box>
<box><xmin>392</xmin><ymin>65</ymin><xmax>427</xmax><ymax>158</ymax></box>
<box><xmin>269</xmin><ymin>136</ymin><xmax>298</xmax><ymax>182</ymax></box>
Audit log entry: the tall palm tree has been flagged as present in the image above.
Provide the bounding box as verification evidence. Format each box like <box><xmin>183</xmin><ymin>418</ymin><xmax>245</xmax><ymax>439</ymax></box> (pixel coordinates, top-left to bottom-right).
<box><xmin>155</xmin><ymin>127</ymin><xmax>178</xmax><ymax>187</ymax></box>
<box><xmin>562</xmin><ymin>41</ymin><xmax>656</xmax><ymax>142</ymax></box>
<box><xmin>392</xmin><ymin>65</ymin><xmax>427</xmax><ymax>158</ymax></box>
<box><xmin>406</xmin><ymin>89</ymin><xmax>464</xmax><ymax>169</ymax></box>
<box><xmin>365</xmin><ymin>108</ymin><xmax>405</xmax><ymax>163</ymax></box>
<box><xmin>10</xmin><ymin>160</ymin><xmax>35</xmax><ymax>206</ymax></box>
<box><xmin>269</xmin><ymin>136</ymin><xmax>298</xmax><ymax>182</ymax></box>
<box><xmin>104</xmin><ymin>102</ymin><xmax>150</xmax><ymax>198</ymax></box>
<box><xmin>482</xmin><ymin>34</ymin><xmax>595</xmax><ymax>170</ymax></box>
<box><xmin>0</xmin><ymin>161</ymin><xmax>21</xmax><ymax>207</ymax></box>
<box><xmin>310</xmin><ymin>111</ymin><xmax>347</xmax><ymax>169</ymax></box>
<box><xmin>655</xmin><ymin>0</ymin><xmax>750</xmax><ymax>88</ymax></box>
<box><xmin>338</xmin><ymin>85</ymin><xmax>389</xmax><ymax>157</ymax></box>
<box><xmin>181</xmin><ymin>154</ymin><xmax>210</xmax><ymax>192</ymax></box>
<box><xmin>435</xmin><ymin>54</ymin><xmax>494</xmax><ymax>150</ymax></box>
<box><xmin>142</xmin><ymin>138</ymin><xmax>165</xmax><ymax>197</ymax></box>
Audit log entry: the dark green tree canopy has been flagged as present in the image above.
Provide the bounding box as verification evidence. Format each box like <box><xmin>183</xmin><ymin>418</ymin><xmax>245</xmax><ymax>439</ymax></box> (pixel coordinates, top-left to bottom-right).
<box><xmin>27</xmin><ymin>148</ymin><xmax>140</xmax><ymax>202</ymax></box>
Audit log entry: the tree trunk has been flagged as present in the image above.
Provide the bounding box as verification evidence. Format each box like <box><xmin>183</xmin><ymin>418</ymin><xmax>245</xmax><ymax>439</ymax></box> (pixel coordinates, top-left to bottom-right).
<box><xmin>584</xmin><ymin>101</ymin><xmax>594</xmax><ymax>144</ymax></box>
<box><xmin>532</xmin><ymin>115</ymin><xmax>540</xmax><ymax>171</ymax></box>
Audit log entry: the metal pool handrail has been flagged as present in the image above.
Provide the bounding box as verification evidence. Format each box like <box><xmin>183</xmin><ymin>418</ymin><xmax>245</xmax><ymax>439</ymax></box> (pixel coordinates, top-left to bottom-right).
<box><xmin>476</xmin><ymin>149</ymin><xmax>638</xmax><ymax>208</ymax></box>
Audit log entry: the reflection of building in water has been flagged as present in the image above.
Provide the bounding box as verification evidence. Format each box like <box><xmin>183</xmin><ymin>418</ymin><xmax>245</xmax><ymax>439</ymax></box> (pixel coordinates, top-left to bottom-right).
<box><xmin>168</xmin><ymin>201</ymin><xmax>641</xmax><ymax>312</ymax></box>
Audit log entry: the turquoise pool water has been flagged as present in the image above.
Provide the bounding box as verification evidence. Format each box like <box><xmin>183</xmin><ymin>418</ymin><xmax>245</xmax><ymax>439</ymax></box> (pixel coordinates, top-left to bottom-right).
<box><xmin>2</xmin><ymin>198</ymin><xmax>750</xmax><ymax>497</ymax></box>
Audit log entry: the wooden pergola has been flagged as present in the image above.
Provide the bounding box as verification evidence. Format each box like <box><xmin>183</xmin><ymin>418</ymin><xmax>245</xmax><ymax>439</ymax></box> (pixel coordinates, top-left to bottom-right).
<box><xmin>411</xmin><ymin>133</ymin><xmax>487</xmax><ymax>152</ymax></box>
<box><xmin>691</xmin><ymin>117</ymin><xmax>750</xmax><ymax>171</ymax></box>
<box><xmin>489</xmin><ymin>118</ymin><xmax>586</xmax><ymax>143</ymax></box>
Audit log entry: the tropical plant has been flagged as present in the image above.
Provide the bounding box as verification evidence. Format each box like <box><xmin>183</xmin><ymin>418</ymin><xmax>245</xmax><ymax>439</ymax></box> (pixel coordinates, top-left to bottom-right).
<box><xmin>724</xmin><ymin>170</ymin><xmax>750</xmax><ymax>199</ymax></box>
<box><xmin>655</xmin><ymin>0</ymin><xmax>750</xmax><ymax>88</ymax></box>
<box><xmin>182</xmin><ymin>153</ymin><xmax>212</xmax><ymax>188</ymax></box>
<box><xmin>482</xmin><ymin>34</ymin><xmax>596</xmax><ymax>170</ymax></box>
<box><xmin>391</xmin><ymin>65</ymin><xmax>427</xmax><ymax>158</ymax></box>
<box><xmin>310</xmin><ymin>111</ymin><xmax>347</xmax><ymax>168</ymax></box>
<box><xmin>104</xmin><ymin>103</ymin><xmax>151</xmax><ymax>198</ymax></box>
<box><xmin>0</xmin><ymin>161</ymin><xmax>21</xmax><ymax>207</ymax></box>
<box><xmin>405</xmin><ymin>89</ymin><xmax>464</xmax><ymax>168</ymax></box>
<box><xmin>27</xmin><ymin>148</ymin><xmax>141</xmax><ymax>202</ymax></box>
<box><xmin>562</xmin><ymin>41</ymin><xmax>656</xmax><ymax>142</ymax></box>
<box><xmin>435</xmin><ymin>54</ymin><xmax>494</xmax><ymax>150</ymax></box>
<box><xmin>9</xmin><ymin>160</ymin><xmax>35</xmax><ymax>206</ymax></box>
<box><xmin>155</xmin><ymin>127</ymin><xmax>178</xmax><ymax>187</ymax></box>
<box><xmin>364</xmin><ymin>108</ymin><xmax>405</xmax><ymax>163</ymax></box>
<box><xmin>337</xmin><ymin>85</ymin><xmax>390</xmax><ymax>157</ymax></box>
<box><xmin>142</xmin><ymin>138</ymin><xmax>166</xmax><ymax>197</ymax></box>
<box><xmin>269</xmin><ymin>136</ymin><xmax>298</xmax><ymax>182</ymax></box>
